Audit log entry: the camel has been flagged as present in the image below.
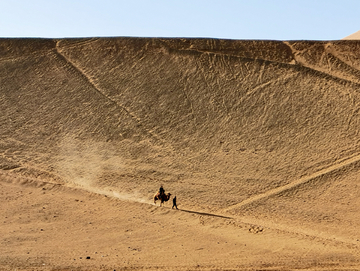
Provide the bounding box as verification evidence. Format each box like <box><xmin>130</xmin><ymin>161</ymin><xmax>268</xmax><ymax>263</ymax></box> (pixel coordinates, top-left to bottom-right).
<box><xmin>153</xmin><ymin>192</ymin><xmax>172</xmax><ymax>206</ymax></box>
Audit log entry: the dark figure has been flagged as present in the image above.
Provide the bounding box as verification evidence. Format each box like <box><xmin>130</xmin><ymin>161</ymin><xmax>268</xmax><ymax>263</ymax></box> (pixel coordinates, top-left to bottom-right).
<box><xmin>159</xmin><ymin>185</ymin><xmax>165</xmax><ymax>196</ymax></box>
<box><xmin>154</xmin><ymin>192</ymin><xmax>171</xmax><ymax>206</ymax></box>
<box><xmin>172</xmin><ymin>196</ymin><xmax>178</xmax><ymax>209</ymax></box>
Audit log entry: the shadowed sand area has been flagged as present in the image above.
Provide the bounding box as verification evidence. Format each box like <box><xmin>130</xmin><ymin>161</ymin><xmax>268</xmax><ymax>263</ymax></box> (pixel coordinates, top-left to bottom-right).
<box><xmin>1</xmin><ymin>37</ymin><xmax>360</xmax><ymax>270</ymax></box>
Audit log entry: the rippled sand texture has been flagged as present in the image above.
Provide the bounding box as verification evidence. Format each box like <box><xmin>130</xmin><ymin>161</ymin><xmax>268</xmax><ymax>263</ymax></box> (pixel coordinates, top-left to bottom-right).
<box><xmin>1</xmin><ymin>38</ymin><xmax>360</xmax><ymax>270</ymax></box>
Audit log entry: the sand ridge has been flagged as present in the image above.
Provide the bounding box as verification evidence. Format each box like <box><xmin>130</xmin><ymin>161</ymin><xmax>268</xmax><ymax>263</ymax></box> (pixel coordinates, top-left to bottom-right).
<box><xmin>223</xmin><ymin>151</ymin><xmax>360</xmax><ymax>212</ymax></box>
<box><xmin>343</xmin><ymin>30</ymin><xmax>360</xmax><ymax>40</ymax></box>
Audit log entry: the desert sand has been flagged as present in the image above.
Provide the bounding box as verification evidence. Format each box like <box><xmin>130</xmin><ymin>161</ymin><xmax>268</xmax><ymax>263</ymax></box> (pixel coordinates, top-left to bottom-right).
<box><xmin>1</xmin><ymin>37</ymin><xmax>360</xmax><ymax>270</ymax></box>
<box><xmin>343</xmin><ymin>30</ymin><xmax>360</xmax><ymax>40</ymax></box>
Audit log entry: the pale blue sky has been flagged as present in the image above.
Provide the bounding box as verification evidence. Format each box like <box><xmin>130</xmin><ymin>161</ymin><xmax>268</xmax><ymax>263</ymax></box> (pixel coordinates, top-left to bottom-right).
<box><xmin>0</xmin><ymin>0</ymin><xmax>359</xmax><ymax>40</ymax></box>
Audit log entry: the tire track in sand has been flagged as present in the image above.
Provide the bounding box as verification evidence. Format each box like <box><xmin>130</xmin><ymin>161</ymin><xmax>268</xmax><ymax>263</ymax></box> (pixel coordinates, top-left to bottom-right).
<box><xmin>223</xmin><ymin>153</ymin><xmax>360</xmax><ymax>213</ymax></box>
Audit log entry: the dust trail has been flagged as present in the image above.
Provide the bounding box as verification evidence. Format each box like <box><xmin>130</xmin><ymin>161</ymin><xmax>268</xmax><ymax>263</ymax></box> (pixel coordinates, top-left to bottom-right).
<box><xmin>73</xmin><ymin>183</ymin><xmax>150</xmax><ymax>204</ymax></box>
<box><xmin>55</xmin><ymin>136</ymin><xmax>121</xmax><ymax>185</ymax></box>
<box><xmin>54</xmin><ymin>136</ymin><xmax>155</xmax><ymax>205</ymax></box>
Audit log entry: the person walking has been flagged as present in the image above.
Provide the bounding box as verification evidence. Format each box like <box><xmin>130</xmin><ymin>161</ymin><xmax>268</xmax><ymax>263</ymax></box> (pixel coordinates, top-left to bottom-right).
<box><xmin>172</xmin><ymin>195</ymin><xmax>178</xmax><ymax>209</ymax></box>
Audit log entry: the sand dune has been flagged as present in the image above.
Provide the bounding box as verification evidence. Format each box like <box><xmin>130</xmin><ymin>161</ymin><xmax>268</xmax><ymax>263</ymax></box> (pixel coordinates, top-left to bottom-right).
<box><xmin>343</xmin><ymin>30</ymin><xmax>360</xmax><ymax>40</ymax></box>
<box><xmin>1</xmin><ymin>37</ymin><xmax>360</xmax><ymax>270</ymax></box>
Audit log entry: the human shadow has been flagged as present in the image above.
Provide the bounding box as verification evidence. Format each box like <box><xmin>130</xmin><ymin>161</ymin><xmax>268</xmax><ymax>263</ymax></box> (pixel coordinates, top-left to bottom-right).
<box><xmin>178</xmin><ymin>208</ymin><xmax>233</xmax><ymax>219</ymax></box>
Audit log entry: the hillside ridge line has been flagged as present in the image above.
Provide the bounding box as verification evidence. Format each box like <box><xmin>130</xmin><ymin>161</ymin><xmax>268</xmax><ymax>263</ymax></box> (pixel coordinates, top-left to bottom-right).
<box><xmin>223</xmin><ymin>153</ymin><xmax>360</xmax><ymax>213</ymax></box>
<box><xmin>53</xmin><ymin>42</ymin><xmax>165</xmax><ymax>143</ymax></box>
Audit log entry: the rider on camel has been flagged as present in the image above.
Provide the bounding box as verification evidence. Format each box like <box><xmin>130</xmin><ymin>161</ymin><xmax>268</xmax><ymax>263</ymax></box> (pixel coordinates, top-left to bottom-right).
<box><xmin>159</xmin><ymin>185</ymin><xmax>165</xmax><ymax>196</ymax></box>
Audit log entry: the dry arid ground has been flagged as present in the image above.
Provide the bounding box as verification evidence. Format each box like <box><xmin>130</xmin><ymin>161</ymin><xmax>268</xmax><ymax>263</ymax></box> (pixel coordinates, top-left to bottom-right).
<box><xmin>343</xmin><ymin>30</ymin><xmax>360</xmax><ymax>40</ymax></box>
<box><xmin>1</xmin><ymin>37</ymin><xmax>360</xmax><ymax>270</ymax></box>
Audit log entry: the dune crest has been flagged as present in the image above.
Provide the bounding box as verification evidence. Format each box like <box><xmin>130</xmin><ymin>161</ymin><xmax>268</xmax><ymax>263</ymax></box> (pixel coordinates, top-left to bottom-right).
<box><xmin>343</xmin><ymin>30</ymin><xmax>360</xmax><ymax>40</ymax></box>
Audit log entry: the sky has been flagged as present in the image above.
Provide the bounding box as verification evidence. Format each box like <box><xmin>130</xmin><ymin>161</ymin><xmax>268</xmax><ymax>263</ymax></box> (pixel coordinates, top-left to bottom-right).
<box><xmin>0</xmin><ymin>0</ymin><xmax>359</xmax><ymax>40</ymax></box>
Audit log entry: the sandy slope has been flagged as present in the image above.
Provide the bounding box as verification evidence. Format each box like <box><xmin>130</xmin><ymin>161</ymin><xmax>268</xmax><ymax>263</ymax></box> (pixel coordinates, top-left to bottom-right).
<box><xmin>343</xmin><ymin>30</ymin><xmax>360</xmax><ymax>40</ymax></box>
<box><xmin>1</xmin><ymin>37</ymin><xmax>360</xmax><ymax>270</ymax></box>
<box><xmin>1</xmin><ymin>173</ymin><xmax>359</xmax><ymax>271</ymax></box>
